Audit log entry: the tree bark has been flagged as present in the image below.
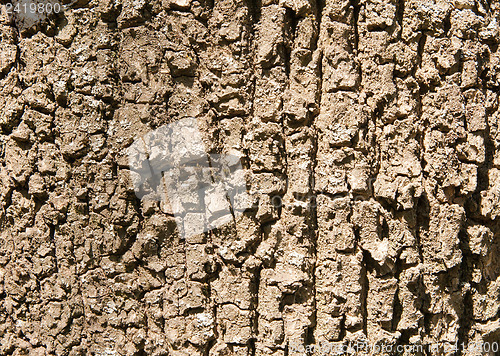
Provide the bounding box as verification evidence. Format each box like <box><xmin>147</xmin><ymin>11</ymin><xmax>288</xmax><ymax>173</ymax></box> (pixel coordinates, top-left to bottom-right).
<box><xmin>1</xmin><ymin>0</ymin><xmax>500</xmax><ymax>354</ymax></box>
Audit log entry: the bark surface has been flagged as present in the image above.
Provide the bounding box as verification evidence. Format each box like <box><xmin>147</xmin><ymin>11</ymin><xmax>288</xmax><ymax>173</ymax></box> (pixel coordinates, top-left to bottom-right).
<box><xmin>1</xmin><ymin>0</ymin><xmax>500</xmax><ymax>354</ymax></box>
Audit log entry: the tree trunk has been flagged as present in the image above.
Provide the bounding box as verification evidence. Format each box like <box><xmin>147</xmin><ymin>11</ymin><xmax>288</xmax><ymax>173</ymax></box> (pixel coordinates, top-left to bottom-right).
<box><xmin>1</xmin><ymin>0</ymin><xmax>500</xmax><ymax>354</ymax></box>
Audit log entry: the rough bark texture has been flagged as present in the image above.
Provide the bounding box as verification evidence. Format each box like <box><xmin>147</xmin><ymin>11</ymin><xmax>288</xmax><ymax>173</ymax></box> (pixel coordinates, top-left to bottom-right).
<box><xmin>1</xmin><ymin>0</ymin><xmax>500</xmax><ymax>354</ymax></box>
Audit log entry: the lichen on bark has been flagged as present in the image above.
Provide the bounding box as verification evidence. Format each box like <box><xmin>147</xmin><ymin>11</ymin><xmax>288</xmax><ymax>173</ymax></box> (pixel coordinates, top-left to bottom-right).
<box><xmin>1</xmin><ymin>0</ymin><xmax>500</xmax><ymax>354</ymax></box>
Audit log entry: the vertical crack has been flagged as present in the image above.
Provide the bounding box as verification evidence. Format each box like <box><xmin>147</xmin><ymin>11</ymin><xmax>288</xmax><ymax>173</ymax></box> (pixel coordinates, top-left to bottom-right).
<box><xmin>283</xmin><ymin>8</ymin><xmax>296</xmax><ymax>80</ymax></box>
<box><xmin>457</xmin><ymin>228</ymin><xmax>473</xmax><ymax>351</ymax></box>
<box><xmin>361</xmin><ymin>251</ymin><xmax>370</xmax><ymax>336</ymax></box>
<box><xmin>350</xmin><ymin>0</ymin><xmax>360</xmax><ymax>54</ymax></box>
<box><xmin>308</xmin><ymin>0</ymin><xmax>324</xmax><ymax>346</ymax></box>
<box><xmin>396</xmin><ymin>0</ymin><xmax>405</xmax><ymax>39</ymax></box>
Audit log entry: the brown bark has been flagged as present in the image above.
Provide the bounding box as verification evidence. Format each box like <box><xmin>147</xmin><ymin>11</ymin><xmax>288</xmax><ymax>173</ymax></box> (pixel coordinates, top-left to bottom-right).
<box><xmin>1</xmin><ymin>0</ymin><xmax>500</xmax><ymax>354</ymax></box>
